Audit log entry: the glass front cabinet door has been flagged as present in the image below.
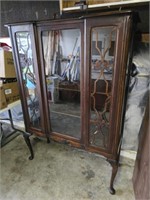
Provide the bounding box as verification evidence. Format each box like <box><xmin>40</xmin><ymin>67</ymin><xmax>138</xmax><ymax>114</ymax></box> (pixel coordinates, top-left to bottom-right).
<box><xmin>37</xmin><ymin>20</ymin><xmax>84</xmax><ymax>145</ymax></box>
<box><xmin>8</xmin><ymin>11</ymin><xmax>133</xmax><ymax>194</ymax></box>
<box><xmin>8</xmin><ymin>24</ymin><xmax>49</xmax><ymax>137</ymax></box>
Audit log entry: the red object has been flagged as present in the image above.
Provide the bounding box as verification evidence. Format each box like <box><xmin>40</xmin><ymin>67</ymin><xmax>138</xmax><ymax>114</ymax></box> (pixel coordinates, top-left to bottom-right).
<box><xmin>0</xmin><ymin>42</ymin><xmax>11</xmax><ymax>48</ymax></box>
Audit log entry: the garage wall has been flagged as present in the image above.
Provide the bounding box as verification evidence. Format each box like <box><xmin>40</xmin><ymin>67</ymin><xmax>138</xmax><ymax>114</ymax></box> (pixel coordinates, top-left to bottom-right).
<box><xmin>0</xmin><ymin>1</ymin><xmax>60</xmax><ymax>37</ymax></box>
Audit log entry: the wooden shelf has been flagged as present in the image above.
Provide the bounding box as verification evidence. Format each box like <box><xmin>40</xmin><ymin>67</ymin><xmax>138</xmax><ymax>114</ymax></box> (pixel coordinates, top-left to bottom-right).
<box><xmin>59</xmin><ymin>0</ymin><xmax>150</xmax><ymax>12</ymax></box>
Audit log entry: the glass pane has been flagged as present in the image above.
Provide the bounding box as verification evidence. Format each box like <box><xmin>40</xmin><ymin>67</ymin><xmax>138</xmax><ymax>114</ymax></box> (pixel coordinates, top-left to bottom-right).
<box><xmin>16</xmin><ymin>32</ymin><xmax>41</xmax><ymax>128</ymax></box>
<box><xmin>42</xmin><ymin>29</ymin><xmax>81</xmax><ymax>139</ymax></box>
<box><xmin>90</xmin><ymin>27</ymin><xmax>117</xmax><ymax>148</ymax></box>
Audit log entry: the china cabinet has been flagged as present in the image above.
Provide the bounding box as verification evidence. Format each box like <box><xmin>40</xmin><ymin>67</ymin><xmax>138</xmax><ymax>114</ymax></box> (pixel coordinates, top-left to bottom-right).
<box><xmin>7</xmin><ymin>11</ymin><xmax>133</xmax><ymax>194</ymax></box>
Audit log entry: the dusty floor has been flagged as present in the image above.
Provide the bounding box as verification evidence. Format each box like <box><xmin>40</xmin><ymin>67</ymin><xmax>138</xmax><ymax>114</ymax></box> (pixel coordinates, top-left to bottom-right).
<box><xmin>0</xmin><ymin>135</ymin><xmax>135</xmax><ymax>200</ymax></box>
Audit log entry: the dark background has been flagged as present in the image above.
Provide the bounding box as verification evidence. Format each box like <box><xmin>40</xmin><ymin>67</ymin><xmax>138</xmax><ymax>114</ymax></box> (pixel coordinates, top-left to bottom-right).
<box><xmin>0</xmin><ymin>1</ymin><xmax>60</xmax><ymax>37</ymax></box>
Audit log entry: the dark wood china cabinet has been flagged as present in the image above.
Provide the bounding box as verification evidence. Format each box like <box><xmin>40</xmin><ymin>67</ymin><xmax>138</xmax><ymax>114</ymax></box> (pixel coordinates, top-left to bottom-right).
<box><xmin>7</xmin><ymin>11</ymin><xmax>133</xmax><ymax>194</ymax></box>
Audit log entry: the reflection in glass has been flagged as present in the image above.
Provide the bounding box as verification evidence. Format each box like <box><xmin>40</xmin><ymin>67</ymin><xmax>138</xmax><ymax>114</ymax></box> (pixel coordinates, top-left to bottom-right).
<box><xmin>90</xmin><ymin>27</ymin><xmax>117</xmax><ymax>148</ymax></box>
<box><xmin>16</xmin><ymin>32</ymin><xmax>41</xmax><ymax>128</ymax></box>
<box><xmin>42</xmin><ymin>29</ymin><xmax>81</xmax><ymax>139</ymax></box>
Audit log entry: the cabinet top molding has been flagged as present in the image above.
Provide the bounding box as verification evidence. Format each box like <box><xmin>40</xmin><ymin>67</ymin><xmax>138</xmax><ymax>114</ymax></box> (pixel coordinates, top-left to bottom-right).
<box><xmin>5</xmin><ymin>10</ymin><xmax>133</xmax><ymax>26</ymax></box>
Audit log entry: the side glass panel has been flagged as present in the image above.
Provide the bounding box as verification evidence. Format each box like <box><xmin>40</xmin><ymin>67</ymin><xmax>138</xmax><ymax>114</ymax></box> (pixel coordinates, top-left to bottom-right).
<box><xmin>90</xmin><ymin>27</ymin><xmax>117</xmax><ymax>148</ymax></box>
<box><xmin>42</xmin><ymin>29</ymin><xmax>81</xmax><ymax>139</ymax></box>
<box><xmin>16</xmin><ymin>32</ymin><xmax>41</xmax><ymax>129</ymax></box>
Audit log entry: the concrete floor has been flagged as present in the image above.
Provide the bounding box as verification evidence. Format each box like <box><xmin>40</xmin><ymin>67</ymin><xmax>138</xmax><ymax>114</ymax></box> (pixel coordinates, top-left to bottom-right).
<box><xmin>0</xmin><ymin>135</ymin><xmax>135</xmax><ymax>200</ymax></box>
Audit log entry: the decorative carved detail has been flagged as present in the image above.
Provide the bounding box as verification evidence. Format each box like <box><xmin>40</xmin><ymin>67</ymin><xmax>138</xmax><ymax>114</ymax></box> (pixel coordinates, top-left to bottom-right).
<box><xmin>16</xmin><ymin>32</ymin><xmax>41</xmax><ymax>127</ymax></box>
<box><xmin>90</xmin><ymin>27</ymin><xmax>116</xmax><ymax>148</ymax></box>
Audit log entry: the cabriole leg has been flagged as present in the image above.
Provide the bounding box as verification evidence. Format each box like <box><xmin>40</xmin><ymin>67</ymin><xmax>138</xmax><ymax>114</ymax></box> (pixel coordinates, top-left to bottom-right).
<box><xmin>46</xmin><ymin>136</ymin><xmax>50</xmax><ymax>143</ymax></box>
<box><xmin>23</xmin><ymin>133</ymin><xmax>34</xmax><ymax>160</ymax></box>
<box><xmin>107</xmin><ymin>159</ymin><xmax>119</xmax><ymax>195</ymax></box>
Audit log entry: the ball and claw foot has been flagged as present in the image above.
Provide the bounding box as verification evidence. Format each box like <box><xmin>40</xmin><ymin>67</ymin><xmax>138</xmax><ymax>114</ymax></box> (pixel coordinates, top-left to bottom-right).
<box><xmin>109</xmin><ymin>187</ymin><xmax>116</xmax><ymax>195</ymax></box>
<box><xmin>29</xmin><ymin>155</ymin><xmax>34</xmax><ymax>160</ymax></box>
